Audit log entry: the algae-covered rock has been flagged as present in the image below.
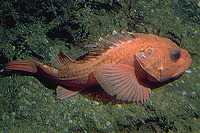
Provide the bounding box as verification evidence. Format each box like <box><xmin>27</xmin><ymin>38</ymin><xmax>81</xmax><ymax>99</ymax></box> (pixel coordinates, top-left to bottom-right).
<box><xmin>0</xmin><ymin>0</ymin><xmax>199</xmax><ymax>132</ymax></box>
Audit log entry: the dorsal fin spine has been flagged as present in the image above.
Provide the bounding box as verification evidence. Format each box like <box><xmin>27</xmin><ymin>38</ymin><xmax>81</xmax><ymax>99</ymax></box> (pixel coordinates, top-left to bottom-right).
<box><xmin>121</xmin><ymin>29</ymin><xmax>133</xmax><ymax>40</ymax></box>
<box><xmin>81</xmin><ymin>30</ymin><xmax>136</xmax><ymax>61</ymax></box>
<box><xmin>112</xmin><ymin>30</ymin><xmax>127</xmax><ymax>42</ymax></box>
<box><xmin>59</xmin><ymin>30</ymin><xmax>136</xmax><ymax>63</ymax></box>
<box><xmin>106</xmin><ymin>34</ymin><xmax>120</xmax><ymax>44</ymax></box>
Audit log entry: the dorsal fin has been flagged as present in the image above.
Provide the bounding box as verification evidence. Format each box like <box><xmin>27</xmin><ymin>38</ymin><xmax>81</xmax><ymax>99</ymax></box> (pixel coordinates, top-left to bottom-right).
<box><xmin>52</xmin><ymin>50</ymin><xmax>76</xmax><ymax>69</ymax></box>
<box><xmin>83</xmin><ymin>29</ymin><xmax>136</xmax><ymax>61</ymax></box>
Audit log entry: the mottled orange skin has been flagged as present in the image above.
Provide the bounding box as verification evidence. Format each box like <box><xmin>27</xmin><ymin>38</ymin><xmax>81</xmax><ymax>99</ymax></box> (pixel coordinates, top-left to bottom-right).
<box><xmin>5</xmin><ymin>32</ymin><xmax>192</xmax><ymax>103</ymax></box>
<box><xmin>42</xmin><ymin>34</ymin><xmax>146</xmax><ymax>88</ymax></box>
<box><xmin>42</xmin><ymin>33</ymin><xmax>191</xmax><ymax>88</ymax></box>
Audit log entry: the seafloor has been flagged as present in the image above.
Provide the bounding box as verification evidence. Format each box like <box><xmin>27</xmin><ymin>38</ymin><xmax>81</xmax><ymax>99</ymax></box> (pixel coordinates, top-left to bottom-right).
<box><xmin>0</xmin><ymin>0</ymin><xmax>199</xmax><ymax>132</ymax></box>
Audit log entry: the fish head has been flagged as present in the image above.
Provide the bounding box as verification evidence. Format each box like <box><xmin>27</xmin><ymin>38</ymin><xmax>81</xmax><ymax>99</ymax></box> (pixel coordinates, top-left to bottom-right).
<box><xmin>135</xmin><ymin>40</ymin><xmax>192</xmax><ymax>82</ymax></box>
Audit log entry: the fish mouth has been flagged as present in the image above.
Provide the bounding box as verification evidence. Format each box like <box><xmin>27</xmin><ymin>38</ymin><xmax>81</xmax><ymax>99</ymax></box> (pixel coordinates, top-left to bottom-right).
<box><xmin>172</xmin><ymin>72</ymin><xmax>184</xmax><ymax>79</ymax></box>
<box><xmin>160</xmin><ymin>56</ymin><xmax>192</xmax><ymax>82</ymax></box>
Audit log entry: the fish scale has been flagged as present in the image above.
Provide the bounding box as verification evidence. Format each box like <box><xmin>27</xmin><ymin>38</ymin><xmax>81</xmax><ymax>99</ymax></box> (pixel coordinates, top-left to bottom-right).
<box><xmin>5</xmin><ymin>30</ymin><xmax>192</xmax><ymax>104</ymax></box>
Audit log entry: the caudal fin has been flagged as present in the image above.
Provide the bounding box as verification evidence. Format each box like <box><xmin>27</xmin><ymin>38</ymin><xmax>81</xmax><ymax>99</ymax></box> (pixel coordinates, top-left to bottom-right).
<box><xmin>5</xmin><ymin>60</ymin><xmax>38</xmax><ymax>73</ymax></box>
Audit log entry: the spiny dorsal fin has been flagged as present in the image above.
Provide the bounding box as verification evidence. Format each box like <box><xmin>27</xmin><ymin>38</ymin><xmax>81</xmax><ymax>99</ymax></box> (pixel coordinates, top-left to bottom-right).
<box><xmin>83</xmin><ymin>29</ymin><xmax>136</xmax><ymax>61</ymax></box>
<box><xmin>52</xmin><ymin>50</ymin><xmax>76</xmax><ymax>69</ymax></box>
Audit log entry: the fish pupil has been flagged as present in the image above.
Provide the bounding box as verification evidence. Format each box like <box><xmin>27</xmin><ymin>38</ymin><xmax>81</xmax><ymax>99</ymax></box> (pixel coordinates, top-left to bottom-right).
<box><xmin>171</xmin><ymin>50</ymin><xmax>181</xmax><ymax>61</ymax></box>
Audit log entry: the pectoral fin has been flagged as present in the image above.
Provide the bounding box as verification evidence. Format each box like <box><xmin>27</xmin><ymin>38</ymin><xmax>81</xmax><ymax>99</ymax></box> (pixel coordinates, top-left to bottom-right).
<box><xmin>94</xmin><ymin>64</ymin><xmax>151</xmax><ymax>103</ymax></box>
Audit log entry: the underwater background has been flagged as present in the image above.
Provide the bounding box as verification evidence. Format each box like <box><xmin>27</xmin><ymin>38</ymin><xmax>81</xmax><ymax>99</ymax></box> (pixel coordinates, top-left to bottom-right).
<box><xmin>0</xmin><ymin>0</ymin><xmax>199</xmax><ymax>132</ymax></box>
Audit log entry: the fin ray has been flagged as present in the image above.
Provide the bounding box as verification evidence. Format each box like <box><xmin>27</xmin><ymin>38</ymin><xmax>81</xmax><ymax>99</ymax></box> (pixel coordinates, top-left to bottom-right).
<box><xmin>5</xmin><ymin>60</ymin><xmax>38</xmax><ymax>73</ymax></box>
<box><xmin>52</xmin><ymin>50</ymin><xmax>76</xmax><ymax>69</ymax></box>
<box><xmin>94</xmin><ymin>64</ymin><xmax>151</xmax><ymax>103</ymax></box>
<box><xmin>56</xmin><ymin>86</ymin><xmax>83</xmax><ymax>100</ymax></box>
<box><xmin>83</xmin><ymin>30</ymin><xmax>136</xmax><ymax>62</ymax></box>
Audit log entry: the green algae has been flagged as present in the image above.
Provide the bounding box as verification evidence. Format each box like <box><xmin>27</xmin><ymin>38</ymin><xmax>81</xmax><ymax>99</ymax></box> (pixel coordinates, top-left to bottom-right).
<box><xmin>0</xmin><ymin>0</ymin><xmax>200</xmax><ymax>132</ymax></box>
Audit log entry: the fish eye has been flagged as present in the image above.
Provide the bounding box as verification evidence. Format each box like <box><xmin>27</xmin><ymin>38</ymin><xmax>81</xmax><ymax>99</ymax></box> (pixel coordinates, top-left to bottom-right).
<box><xmin>171</xmin><ymin>50</ymin><xmax>181</xmax><ymax>62</ymax></box>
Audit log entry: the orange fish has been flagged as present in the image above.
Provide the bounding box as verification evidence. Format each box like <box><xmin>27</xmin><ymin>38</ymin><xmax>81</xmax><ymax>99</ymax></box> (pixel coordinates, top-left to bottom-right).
<box><xmin>5</xmin><ymin>30</ymin><xmax>192</xmax><ymax>103</ymax></box>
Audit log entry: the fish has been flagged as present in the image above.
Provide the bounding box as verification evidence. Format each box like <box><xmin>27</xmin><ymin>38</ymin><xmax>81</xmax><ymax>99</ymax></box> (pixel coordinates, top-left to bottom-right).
<box><xmin>5</xmin><ymin>30</ymin><xmax>192</xmax><ymax>103</ymax></box>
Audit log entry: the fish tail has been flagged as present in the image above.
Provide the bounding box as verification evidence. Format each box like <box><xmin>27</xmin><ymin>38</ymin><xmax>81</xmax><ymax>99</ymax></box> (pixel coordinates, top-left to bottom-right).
<box><xmin>5</xmin><ymin>60</ymin><xmax>39</xmax><ymax>73</ymax></box>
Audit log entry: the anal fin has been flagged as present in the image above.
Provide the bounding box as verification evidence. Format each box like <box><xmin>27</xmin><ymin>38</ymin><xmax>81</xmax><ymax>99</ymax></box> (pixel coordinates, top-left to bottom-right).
<box><xmin>56</xmin><ymin>86</ymin><xmax>84</xmax><ymax>100</ymax></box>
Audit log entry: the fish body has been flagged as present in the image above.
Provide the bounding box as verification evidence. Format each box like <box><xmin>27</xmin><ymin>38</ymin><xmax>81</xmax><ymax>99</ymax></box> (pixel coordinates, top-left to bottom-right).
<box><xmin>5</xmin><ymin>30</ymin><xmax>192</xmax><ymax>103</ymax></box>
